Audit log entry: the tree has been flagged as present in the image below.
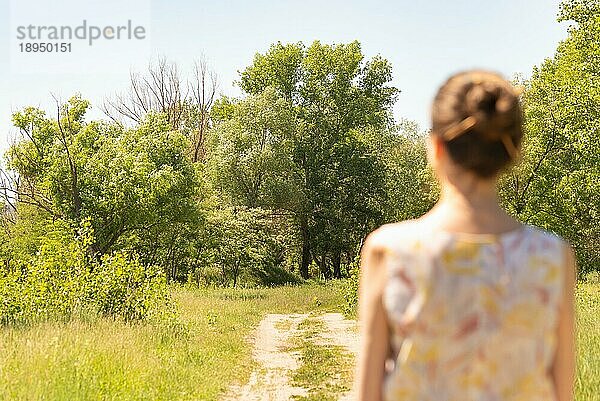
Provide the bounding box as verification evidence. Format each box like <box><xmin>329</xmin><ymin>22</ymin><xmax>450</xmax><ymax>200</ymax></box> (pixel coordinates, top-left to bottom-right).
<box><xmin>83</xmin><ymin>112</ymin><xmax>200</xmax><ymax>276</ymax></box>
<box><xmin>237</xmin><ymin>40</ymin><xmax>399</xmax><ymax>278</ymax></box>
<box><xmin>188</xmin><ymin>59</ymin><xmax>219</xmax><ymax>162</ymax></box>
<box><xmin>499</xmin><ymin>0</ymin><xmax>600</xmax><ymax>273</ymax></box>
<box><xmin>102</xmin><ymin>57</ymin><xmax>185</xmax><ymax>129</ymax></box>
<box><xmin>103</xmin><ymin>56</ymin><xmax>218</xmax><ymax>163</ymax></box>
<box><xmin>206</xmin><ymin>87</ymin><xmax>298</xmax><ymax>209</ymax></box>
<box><xmin>380</xmin><ymin>120</ymin><xmax>438</xmax><ymax>223</ymax></box>
<box><xmin>2</xmin><ymin>96</ymin><xmax>200</xmax><ymax>278</ymax></box>
<box><xmin>190</xmin><ymin>205</ymin><xmax>300</xmax><ymax>287</ymax></box>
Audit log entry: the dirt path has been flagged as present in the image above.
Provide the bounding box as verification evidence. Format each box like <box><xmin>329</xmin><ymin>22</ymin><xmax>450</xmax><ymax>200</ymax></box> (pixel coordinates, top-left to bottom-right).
<box><xmin>222</xmin><ymin>312</ymin><xmax>359</xmax><ymax>401</ymax></box>
<box><xmin>315</xmin><ymin>313</ymin><xmax>360</xmax><ymax>401</ymax></box>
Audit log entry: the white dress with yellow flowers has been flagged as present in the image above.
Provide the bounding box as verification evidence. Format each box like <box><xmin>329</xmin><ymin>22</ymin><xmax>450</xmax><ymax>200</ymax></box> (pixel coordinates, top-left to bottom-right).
<box><xmin>380</xmin><ymin>222</ymin><xmax>566</xmax><ymax>401</ymax></box>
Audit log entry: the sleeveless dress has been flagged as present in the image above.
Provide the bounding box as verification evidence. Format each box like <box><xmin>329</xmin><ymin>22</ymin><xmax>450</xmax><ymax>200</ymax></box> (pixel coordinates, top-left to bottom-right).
<box><xmin>380</xmin><ymin>222</ymin><xmax>566</xmax><ymax>401</ymax></box>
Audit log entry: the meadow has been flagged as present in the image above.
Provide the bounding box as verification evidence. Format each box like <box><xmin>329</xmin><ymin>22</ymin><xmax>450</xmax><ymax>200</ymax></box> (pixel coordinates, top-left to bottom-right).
<box><xmin>0</xmin><ymin>279</ymin><xmax>597</xmax><ymax>400</ymax></box>
<box><xmin>0</xmin><ymin>281</ymin><xmax>346</xmax><ymax>400</ymax></box>
<box><xmin>1</xmin><ymin>2</ymin><xmax>599</xmax><ymax>399</ymax></box>
<box><xmin>575</xmin><ymin>281</ymin><xmax>600</xmax><ymax>400</ymax></box>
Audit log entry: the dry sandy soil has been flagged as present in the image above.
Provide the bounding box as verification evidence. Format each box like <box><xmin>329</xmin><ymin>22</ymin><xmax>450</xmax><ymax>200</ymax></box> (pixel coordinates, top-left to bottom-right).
<box><xmin>222</xmin><ymin>312</ymin><xmax>359</xmax><ymax>401</ymax></box>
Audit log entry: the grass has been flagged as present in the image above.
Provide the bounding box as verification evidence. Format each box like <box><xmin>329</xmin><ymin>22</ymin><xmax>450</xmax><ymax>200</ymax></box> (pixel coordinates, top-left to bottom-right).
<box><xmin>287</xmin><ymin>316</ymin><xmax>354</xmax><ymax>401</ymax></box>
<box><xmin>0</xmin><ymin>280</ymin><xmax>347</xmax><ymax>401</ymax></box>
<box><xmin>0</xmin><ymin>279</ymin><xmax>598</xmax><ymax>400</ymax></box>
<box><xmin>575</xmin><ymin>281</ymin><xmax>600</xmax><ymax>401</ymax></box>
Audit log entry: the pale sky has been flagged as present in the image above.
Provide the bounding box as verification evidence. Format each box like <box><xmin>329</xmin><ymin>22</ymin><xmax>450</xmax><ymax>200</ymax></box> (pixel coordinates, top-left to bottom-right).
<box><xmin>0</xmin><ymin>0</ymin><xmax>570</xmax><ymax>156</ymax></box>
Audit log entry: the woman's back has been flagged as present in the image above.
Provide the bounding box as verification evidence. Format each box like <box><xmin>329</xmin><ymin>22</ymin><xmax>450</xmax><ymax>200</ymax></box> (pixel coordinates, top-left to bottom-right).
<box><xmin>355</xmin><ymin>70</ymin><xmax>575</xmax><ymax>401</ymax></box>
<box><xmin>378</xmin><ymin>221</ymin><xmax>567</xmax><ymax>401</ymax></box>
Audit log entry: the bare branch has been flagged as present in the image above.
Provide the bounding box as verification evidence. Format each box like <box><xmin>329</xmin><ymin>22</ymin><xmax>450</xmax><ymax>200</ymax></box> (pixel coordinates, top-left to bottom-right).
<box><xmin>189</xmin><ymin>57</ymin><xmax>219</xmax><ymax>162</ymax></box>
<box><xmin>102</xmin><ymin>55</ymin><xmax>219</xmax><ymax>162</ymax></box>
<box><xmin>103</xmin><ymin>56</ymin><xmax>186</xmax><ymax>130</ymax></box>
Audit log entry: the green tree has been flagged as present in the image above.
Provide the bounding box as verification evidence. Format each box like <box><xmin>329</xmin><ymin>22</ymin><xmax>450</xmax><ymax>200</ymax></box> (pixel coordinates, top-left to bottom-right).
<box><xmin>103</xmin><ymin>57</ymin><xmax>219</xmax><ymax>163</ymax></box>
<box><xmin>499</xmin><ymin>0</ymin><xmax>600</xmax><ymax>273</ymax></box>
<box><xmin>381</xmin><ymin>121</ymin><xmax>438</xmax><ymax>223</ymax></box>
<box><xmin>190</xmin><ymin>205</ymin><xmax>300</xmax><ymax>287</ymax></box>
<box><xmin>206</xmin><ymin>87</ymin><xmax>298</xmax><ymax>209</ymax></box>
<box><xmin>237</xmin><ymin>40</ymin><xmax>399</xmax><ymax>278</ymax></box>
<box><xmin>4</xmin><ymin>96</ymin><xmax>200</xmax><ymax>279</ymax></box>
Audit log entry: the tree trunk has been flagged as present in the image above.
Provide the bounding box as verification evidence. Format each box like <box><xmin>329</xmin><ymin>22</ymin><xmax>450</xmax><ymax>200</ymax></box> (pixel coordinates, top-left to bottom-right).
<box><xmin>233</xmin><ymin>259</ymin><xmax>239</xmax><ymax>288</ymax></box>
<box><xmin>333</xmin><ymin>249</ymin><xmax>341</xmax><ymax>279</ymax></box>
<box><xmin>300</xmin><ymin>216</ymin><xmax>310</xmax><ymax>279</ymax></box>
<box><xmin>319</xmin><ymin>253</ymin><xmax>331</xmax><ymax>280</ymax></box>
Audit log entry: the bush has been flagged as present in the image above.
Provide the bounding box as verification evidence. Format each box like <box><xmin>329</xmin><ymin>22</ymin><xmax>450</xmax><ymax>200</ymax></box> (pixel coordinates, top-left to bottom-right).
<box><xmin>192</xmin><ymin>205</ymin><xmax>301</xmax><ymax>287</ymax></box>
<box><xmin>343</xmin><ymin>249</ymin><xmax>361</xmax><ymax>317</ymax></box>
<box><xmin>249</xmin><ymin>264</ymin><xmax>303</xmax><ymax>287</ymax></box>
<box><xmin>187</xmin><ymin>264</ymin><xmax>223</xmax><ymax>288</ymax></box>
<box><xmin>0</xmin><ymin>221</ymin><xmax>174</xmax><ymax>326</ymax></box>
<box><xmin>0</xmin><ymin>223</ymin><xmax>89</xmax><ymax>325</ymax></box>
<box><xmin>90</xmin><ymin>251</ymin><xmax>173</xmax><ymax>321</ymax></box>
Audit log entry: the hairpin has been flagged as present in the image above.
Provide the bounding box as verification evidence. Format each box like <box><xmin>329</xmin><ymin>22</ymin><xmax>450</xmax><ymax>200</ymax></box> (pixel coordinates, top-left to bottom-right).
<box><xmin>443</xmin><ymin>117</ymin><xmax>520</xmax><ymax>160</ymax></box>
<box><xmin>442</xmin><ymin>116</ymin><xmax>477</xmax><ymax>141</ymax></box>
<box><xmin>501</xmin><ymin>134</ymin><xmax>519</xmax><ymax>159</ymax></box>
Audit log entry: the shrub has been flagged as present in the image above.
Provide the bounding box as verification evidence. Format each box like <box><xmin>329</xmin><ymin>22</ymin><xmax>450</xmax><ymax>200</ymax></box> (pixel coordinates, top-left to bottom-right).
<box><xmin>0</xmin><ymin>221</ymin><xmax>174</xmax><ymax>326</ymax></box>
<box><xmin>249</xmin><ymin>264</ymin><xmax>303</xmax><ymax>287</ymax></box>
<box><xmin>343</xmin><ymin>248</ymin><xmax>361</xmax><ymax>317</ymax></box>
<box><xmin>193</xmin><ymin>205</ymin><xmax>301</xmax><ymax>287</ymax></box>
<box><xmin>0</xmin><ymin>223</ymin><xmax>89</xmax><ymax>325</ymax></box>
<box><xmin>90</xmin><ymin>251</ymin><xmax>173</xmax><ymax>321</ymax></box>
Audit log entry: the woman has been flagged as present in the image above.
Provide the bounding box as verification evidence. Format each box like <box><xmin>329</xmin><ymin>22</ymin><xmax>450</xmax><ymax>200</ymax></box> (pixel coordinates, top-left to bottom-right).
<box><xmin>356</xmin><ymin>70</ymin><xmax>576</xmax><ymax>401</ymax></box>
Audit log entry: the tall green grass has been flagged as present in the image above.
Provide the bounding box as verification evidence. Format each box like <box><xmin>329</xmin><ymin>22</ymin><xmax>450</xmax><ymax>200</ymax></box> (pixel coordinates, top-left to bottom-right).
<box><xmin>0</xmin><ymin>280</ymin><xmax>597</xmax><ymax>400</ymax></box>
<box><xmin>0</xmin><ymin>281</ymin><xmax>346</xmax><ymax>400</ymax></box>
<box><xmin>575</xmin><ymin>282</ymin><xmax>600</xmax><ymax>400</ymax></box>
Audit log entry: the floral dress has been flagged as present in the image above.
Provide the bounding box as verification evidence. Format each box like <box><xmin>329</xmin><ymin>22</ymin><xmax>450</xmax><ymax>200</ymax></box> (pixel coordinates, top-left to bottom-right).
<box><xmin>380</xmin><ymin>222</ymin><xmax>566</xmax><ymax>401</ymax></box>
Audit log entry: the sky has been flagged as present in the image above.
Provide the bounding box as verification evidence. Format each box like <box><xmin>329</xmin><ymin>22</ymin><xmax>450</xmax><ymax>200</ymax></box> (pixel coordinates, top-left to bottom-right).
<box><xmin>0</xmin><ymin>0</ymin><xmax>570</xmax><ymax>155</ymax></box>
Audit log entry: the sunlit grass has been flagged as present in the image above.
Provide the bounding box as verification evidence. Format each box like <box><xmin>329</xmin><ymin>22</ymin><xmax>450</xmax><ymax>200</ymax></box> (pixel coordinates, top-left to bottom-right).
<box><xmin>575</xmin><ymin>281</ymin><xmax>600</xmax><ymax>401</ymax></box>
<box><xmin>0</xmin><ymin>279</ymin><xmax>597</xmax><ymax>400</ymax></box>
<box><xmin>288</xmin><ymin>316</ymin><xmax>354</xmax><ymax>401</ymax></box>
<box><xmin>0</xmin><ymin>281</ymin><xmax>347</xmax><ymax>401</ymax></box>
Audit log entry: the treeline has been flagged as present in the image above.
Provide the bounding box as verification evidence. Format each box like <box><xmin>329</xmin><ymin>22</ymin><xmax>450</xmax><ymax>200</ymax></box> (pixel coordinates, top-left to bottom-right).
<box><xmin>0</xmin><ymin>0</ymin><xmax>598</xmax><ymax>324</ymax></box>
<box><xmin>1</xmin><ymin>40</ymin><xmax>436</xmax><ymax>294</ymax></box>
<box><xmin>499</xmin><ymin>0</ymin><xmax>599</xmax><ymax>274</ymax></box>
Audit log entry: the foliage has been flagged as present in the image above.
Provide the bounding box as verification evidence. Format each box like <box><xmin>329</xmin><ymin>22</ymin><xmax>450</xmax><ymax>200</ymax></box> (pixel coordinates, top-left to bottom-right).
<box><xmin>227</xmin><ymin>40</ymin><xmax>399</xmax><ymax>278</ymax></box>
<box><xmin>499</xmin><ymin>0</ymin><xmax>600</xmax><ymax>273</ymax></box>
<box><xmin>206</xmin><ymin>87</ymin><xmax>298</xmax><ymax>209</ymax></box>
<box><xmin>558</xmin><ymin>0</ymin><xmax>600</xmax><ymax>24</ymax></box>
<box><xmin>0</xmin><ymin>204</ymin><xmax>54</xmax><ymax>272</ymax></box>
<box><xmin>0</xmin><ymin>220</ymin><xmax>85</xmax><ymax>325</ymax></box>
<box><xmin>0</xmin><ymin>220</ymin><xmax>173</xmax><ymax>326</ymax></box>
<box><xmin>379</xmin><ymin>120</ymin><xmax>439</xmax><ymax>223</ymax></box>
<box><xmin>343</xmin><ymin>243</ymin><xmax>361</xmax><ymax>317</ymax></box>
<box><xmin>6</xmin><ymin>98</ymin><xmax>201</xmax><ymax>280</ymax></box>
<box><xmin>84</xmin><ymin>112</ymin><xmax>199</xmax><ymax>259</ymax></box>
<box><xmin>188</xmin><ymin>205</ymin><xmax>301</xmax><ymax>287</ymax></box>
<box><xmin>90</xmin><ymin>251</ymin><xmax>173</xmax><ymax>321</ymax></box>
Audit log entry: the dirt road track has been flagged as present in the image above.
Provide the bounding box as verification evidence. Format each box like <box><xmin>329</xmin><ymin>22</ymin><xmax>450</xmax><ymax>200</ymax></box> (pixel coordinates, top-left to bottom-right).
<box><xmin>222</xmin><ymin>313</ymin><xmax>359</xmax><ymax>401</ymax></box>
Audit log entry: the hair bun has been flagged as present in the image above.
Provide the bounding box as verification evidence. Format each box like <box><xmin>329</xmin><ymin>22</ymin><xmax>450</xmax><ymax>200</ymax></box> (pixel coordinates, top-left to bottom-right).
<box><xmin>430</xmin><ymin>69</ymin><xmax>524</xmax><ymax>178</ymax></box>
<box><xmin>464</xmin><ymin>80</ymin><xmax>519</xmax><ymax>140</ymax></box>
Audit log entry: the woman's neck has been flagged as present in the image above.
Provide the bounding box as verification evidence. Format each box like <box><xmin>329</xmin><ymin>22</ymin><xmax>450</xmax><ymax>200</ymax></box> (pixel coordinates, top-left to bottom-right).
<box><xmin>438</xmin><ymin>178</ymin><xmax>500</xmax><ymax>211</ymax></box>
<box><xmin>422</xmin><ymin>172</ymin><xmax>519</xmax><ymax>233</ymax></box>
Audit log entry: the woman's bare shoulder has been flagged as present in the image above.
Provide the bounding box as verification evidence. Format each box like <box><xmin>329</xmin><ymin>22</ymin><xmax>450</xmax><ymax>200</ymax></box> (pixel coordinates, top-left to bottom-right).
<box><xmin>360</xmin><ymin>222</ymin><xmax>420</xmax><ymax>290</ymax></box>
<box><xmin>364</xmin><ymin>220</ymin><xmax>420</xmax><ymax>250</ymax></box>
